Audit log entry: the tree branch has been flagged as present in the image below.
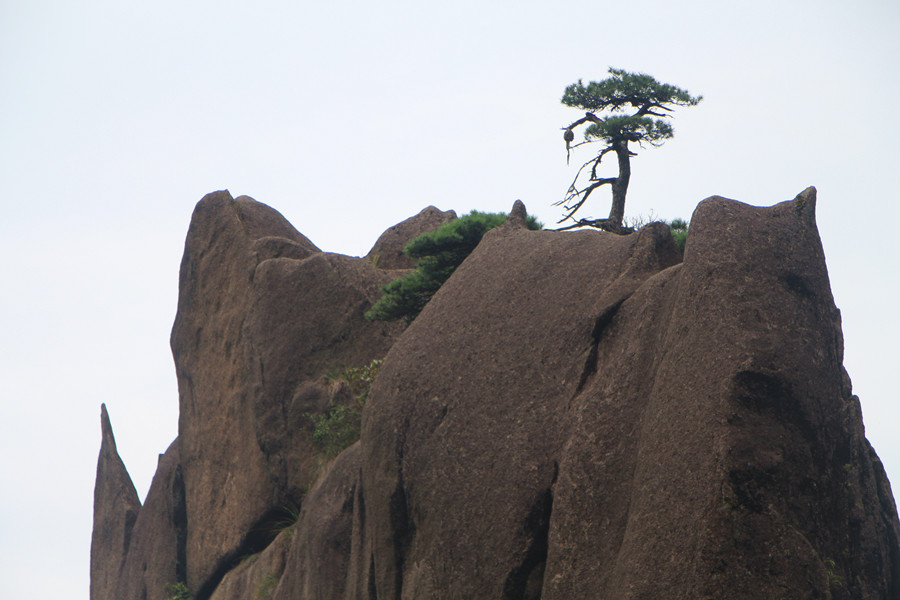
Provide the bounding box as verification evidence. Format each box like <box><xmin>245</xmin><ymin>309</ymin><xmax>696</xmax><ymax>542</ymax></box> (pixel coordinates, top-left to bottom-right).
<box><xmin>563</xmin><ymin>112</ymin><xmax>602</xmax><ymax>131</ymax></box>
<box><xmin>553</xmin><ymin>161</ymin><xmax>594</xmax><ymax>206</ymax></box>
<box><xmin>589</xmin><ymin>146</ymin><xmax>616</xmax><ymax>179</ymax></box>
<box><xmin>558</xmin><ymin>178</ymin><xmax>617</xmax><ymax>222</ymax></box>
<box><xmin>552</xmin><ymin>218</ymin><xmax>635</xmax><ymax>234</ymax></box>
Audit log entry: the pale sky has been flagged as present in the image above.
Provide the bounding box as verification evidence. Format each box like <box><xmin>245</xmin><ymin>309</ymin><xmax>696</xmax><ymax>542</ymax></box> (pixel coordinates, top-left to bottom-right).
<box><xmin>1</xmin><ymin>1</ymin><xmax>898</xmax><ymax>597</ymax></box>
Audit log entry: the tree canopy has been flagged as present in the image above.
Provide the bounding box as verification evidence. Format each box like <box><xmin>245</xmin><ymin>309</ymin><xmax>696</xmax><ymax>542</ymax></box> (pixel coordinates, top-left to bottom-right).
<box><xmin>556</xmin><ymin>68</ymin><xmax>702</xmax><ymax>233</ymax></box>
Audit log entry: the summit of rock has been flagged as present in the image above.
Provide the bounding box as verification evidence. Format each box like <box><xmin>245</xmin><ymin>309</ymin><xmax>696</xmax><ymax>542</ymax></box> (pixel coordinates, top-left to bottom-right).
<box><xmin>90</xmin><ymin>404</ymin><xmax>141</xmax><ymax>600</ymax></box>
<box><xmin>365</xmin><ymin>205</ymin><xmax>457</xmax><ymax>269</ymax></box>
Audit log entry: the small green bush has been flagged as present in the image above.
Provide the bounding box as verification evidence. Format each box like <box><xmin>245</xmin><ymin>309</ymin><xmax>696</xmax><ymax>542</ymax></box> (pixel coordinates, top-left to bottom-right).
<box><xmin>165</xmin><ymin>582</ymin><xmax>193</xmax><ymax>600</ymax></box>
<box><xmin>366</xmin><ymin>210</ymin><xmax>542</xmax><ymax>323</ymax></box>
<box><xmin>324</xmin><ymin>359</ymin><xmax>382</xmax><ymax>401</ymax></box>
<box><xmin>823</xmin><ymin>558</ymin><xmax>846</xmax><ymax>590</ymax></box>
<box><xmin>311</xmin><ymin>403</ymin><xmax>362</xmax><ymax>459</ymax></box>
<box><xmin>667</xmin><ymin>218</ymin><xmax>689</xmax><ymax>255</ymax></box>
<box><xmin>311</xmin><ymin>359</ymin><xmax>383</xmax><ymax>459</ymax></box>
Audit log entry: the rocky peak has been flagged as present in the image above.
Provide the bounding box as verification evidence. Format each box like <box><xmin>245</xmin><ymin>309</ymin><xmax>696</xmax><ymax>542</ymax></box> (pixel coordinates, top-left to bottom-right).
<box><xmin>90</xmin><ymin>404</ymin><xmax>141</xmax><ymax>600</ymax></box>
<box><xmin>92</xmin><ymin>190</ymin><xmax>900</xmax><ymax>600</ymax></box>
<box><xmin>365</xmin><ymin>205</ymin><xmax>457</xmax><ymax>269</ymax></box>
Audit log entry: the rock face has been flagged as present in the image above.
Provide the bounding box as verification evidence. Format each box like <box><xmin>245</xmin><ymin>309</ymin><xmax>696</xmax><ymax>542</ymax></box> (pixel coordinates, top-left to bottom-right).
<box><xmin>92</xmin><ymin>188</ymin><xmax>900</xmax><ymax>599</ymax></box>
<box><xmin>359</xmin><ymin>188</ymin><xmax>899</xmax><ymax>599</ymax></box>
<box><xmin>169</xmin><ymin>191</ymin><xmax>407</xmax><ymax>595</ymax></box>
<box><xmin>113</xmin><ymin>440</ymin><xmax>184</xmax><ymax>600</ymax></box>
<box><xmin>365</xmin><ymin>205</ymin><xmax>457</xmax><ymax>269</ymax></box>
<box><xmin>361</xmin><ymin>214</ymin><xmax>684</xmax><ymax>599</ymax></box>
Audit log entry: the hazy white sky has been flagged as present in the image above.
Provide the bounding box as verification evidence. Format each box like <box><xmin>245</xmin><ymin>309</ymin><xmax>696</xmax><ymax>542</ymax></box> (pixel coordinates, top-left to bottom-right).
<box><xmin>1</xmin><ymin>1</ymin><xmax>898</xmax><ymax>597</ymax></box>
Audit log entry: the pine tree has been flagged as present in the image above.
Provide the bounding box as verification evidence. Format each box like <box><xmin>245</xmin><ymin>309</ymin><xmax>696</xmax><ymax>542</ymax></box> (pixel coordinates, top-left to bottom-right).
<box><xmin>366</xmin><ymin>210</ymin><xmax>541</xmax><ymax>323</ymax></box>
<box><xmin>557</xmin><ymin>68</ymin><xmax>702</xmax><ymax>233</ymax></box>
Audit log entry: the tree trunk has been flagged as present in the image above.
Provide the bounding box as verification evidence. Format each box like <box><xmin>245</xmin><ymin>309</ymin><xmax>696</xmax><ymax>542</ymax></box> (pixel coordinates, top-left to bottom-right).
<box><xmin>608</xmin><ymin>140</ymin><xmax>631</xmax><ymax>228</ymax></box>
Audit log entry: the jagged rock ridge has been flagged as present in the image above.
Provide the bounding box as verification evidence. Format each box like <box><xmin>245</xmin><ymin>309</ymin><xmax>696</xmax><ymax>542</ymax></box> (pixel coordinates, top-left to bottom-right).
<box><xmin>92</xmin><ymin>188</ymin><xmax>900</xmax><ymax>599</ymax></box>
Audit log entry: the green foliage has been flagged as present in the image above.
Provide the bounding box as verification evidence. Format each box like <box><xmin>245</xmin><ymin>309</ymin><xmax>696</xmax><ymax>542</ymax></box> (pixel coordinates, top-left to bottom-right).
<box><xmin>311</xmin><ymin>359</ymin><xmax>383</xmax><ymax>459</ymax></box>
<box><xmin>311</xmin><ymin>403</ymin><xmax>362</xmax><ymax>459</ymax></box>
<box><xmin>363</xmin><ymin>270</ymin><xmax>437</xmax><ymax>324</ymax></box>
<box><xmin>562</xmin><ymin>69</ymin><xmax>699</xmax><ymax>148</ymax></box>
<box><xmin>562</xmin><ymin>68</ymin><xmax>702</xmax><ymax>114</ymax></box>
<box><xmin>266</xmin><ymin>502</ymin><xmax>301</xmax><ymax>534</ymax></box>
<box><xmin>164</xmin><ymin>582</ymin><xmax>193</xmax><ymax>600</ymax></box>
<box><xmin>584</xmin><ymin>114</ymin><xmax>674</xmax><ymax>146</ymax></box>
<box><xmin>667</xmin><ymin>218</ymin><xmax>689</xmax><ymax>254</ymax></box>
<box><xmin>324</xmin><ymin>359</ymin><xmax>383</xmax><ymax>401</ymax></box>
<box><xmin>823</xmin><ymin>558</ymin><xmax>847</xmax><ymax>591</ymax></box>
<box><xmin>366</xmin><ymin>210</ymin><xmax>542</xmax><ymax>323</ymax></box>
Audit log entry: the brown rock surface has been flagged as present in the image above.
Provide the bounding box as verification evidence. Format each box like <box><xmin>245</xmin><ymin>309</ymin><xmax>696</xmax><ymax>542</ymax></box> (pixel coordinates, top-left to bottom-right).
<box><xmin>361</xmin><ymin>215</ymin><xmax>683</xmax><ymax>599</ymax></box>
<box><xmin>365</xmin><ymin>205</ymin><xmax>457</xmax><ymax>269</ymax></box>
<box><xmin>169</xmin><ymin>190</ymin><xmax>404</xmax><ymax>595</ymax></box>
<box><xmin>207</xmin><ymin>528</ymin><xmax>292</xmax><ymax>600</ymax></box>
<box><xmin>113</xmin><ymin>440</ymin><xmax>185</xmax><ymax>600</ymax></box>
<box><xmin>245</xmin><ymin>252</ymin><xmax>403</xmax><ymax>500</ymax></box>
<box><xmin>93</xmin><ymin>191</ymin><xmax>900</xmax><ymax>599</ymax></box>
<box><xmin>273</xmin><ymin>442</ymin><xmax>363</xmax><ymax>600</ymax></box>
<box><xmin>541</xmin><ymin>190</ymin><xmax>899</xmax><ymax>598</ymax></box>
<box><xmin>90</xmin><ymin>404</ymin><xmax>142</xmax><ymax>600</ymax></box>
<box><xmin>358</xmin><ymin>192</ymin><xmax>900</xmax><ymax>599</ymax></box>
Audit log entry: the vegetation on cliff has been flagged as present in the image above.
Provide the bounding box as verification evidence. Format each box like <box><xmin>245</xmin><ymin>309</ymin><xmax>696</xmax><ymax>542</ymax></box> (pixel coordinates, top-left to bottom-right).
<box><xmin>310</xmin><ymin>358</ymin><xmax>383</xmax><ymax>459</ymax></box>
<box><xmin>557</xmin><ymin>68</ymin><xmax>702</xmax><ymax>232</ymax></box>
<box><xmin>365</xmin><ymin>210</ymin><xmax>541</xmax><ymax>323</ymax></box>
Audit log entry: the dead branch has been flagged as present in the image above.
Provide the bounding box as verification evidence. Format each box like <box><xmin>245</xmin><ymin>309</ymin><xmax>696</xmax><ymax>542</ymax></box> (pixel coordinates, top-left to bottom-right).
<box><xmin>552</xmin><ymin>217</ymin><xmax>635</xmax><ymax>234</ymax></box>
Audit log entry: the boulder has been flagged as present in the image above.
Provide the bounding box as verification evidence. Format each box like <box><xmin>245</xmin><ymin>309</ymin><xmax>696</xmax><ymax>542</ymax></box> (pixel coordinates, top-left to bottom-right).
<box><xmin>365</xmin><ymin>206</ymin><xmax>457</xmax><ymax>269</ymax></box>
<box><xmin>90</xmin><ymin>404</ymin><xmax>141</xmax><ymax>600</ymax></box>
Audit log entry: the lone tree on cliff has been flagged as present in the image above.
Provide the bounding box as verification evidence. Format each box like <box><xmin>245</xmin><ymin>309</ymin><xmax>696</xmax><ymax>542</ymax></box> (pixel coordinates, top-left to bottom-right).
<box><xmin>556</xmin><ymin>68</ymin><xmax>702</xmax><ymax>233</ymax></box>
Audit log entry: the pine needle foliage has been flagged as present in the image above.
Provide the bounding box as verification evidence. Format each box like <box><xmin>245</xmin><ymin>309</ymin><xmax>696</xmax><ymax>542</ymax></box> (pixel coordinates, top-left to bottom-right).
<box><xmin>562</xmin><ymin>68</ymin><xmax>701</xmax><ymax>115</ymax></box>
<box><xmin>667</xmin><ymin>218</ymin><xmax>689</xmax><ymax>255</ymax></box>
<box><xmin>164</xmin><ymin>582</ymin><xmax>194</xmax><ymax>600</ymax></box>
<box><xmin>365</xmin><ymin>210</ymin><xmax>542</xmax><ymax>323</ymax></box>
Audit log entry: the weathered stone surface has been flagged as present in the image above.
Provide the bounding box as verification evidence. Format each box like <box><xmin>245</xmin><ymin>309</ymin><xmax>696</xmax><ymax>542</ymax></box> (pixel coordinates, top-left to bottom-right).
<box><xmin>246</xmin><ymin>252</ymin><xmax>403</xmax><ymax>501</ymax></box>
<box><xmin>114</xmin><ymin>440</ymin><xmax>185</xmax><ymax>600</ymax></box>
<box><xmin>365</xmin><ymin>205</ymin><xmax>457</xmax><ymax>269</ymax></box>
<box><xmin>170</xmin><ymin>190</ymin><xmax>404</xmax><ymax>596</ymax></box>
<box><xmin>90</xmin><ymin>404</ymin><xmax>141</xmax><ymax>600</ymax></box>
<box><xmin>95</xmin><ymin>191</ymin><xmax>900</xmax><ymax>600</ymax></box>
<box><xmin>208</xmin><ymin>527</ymin><xmax>291</xmax><ymax>600</ymax></box>
<box><xmin>170</xmin><ymin>191</ymin><xmax>300</xmax><ymax>595</ymax></box>
<box><xmin>273</xmin><ymin>442</ymin><xmax>363</xmax><ymax>600</ymax></box>
<box><xmin>358</xmin><ymin>193</ymin><xmax>900</xmax><ymax>599</ymax></box>
<box><xmin>505</xmin><ymin>198</ymin><xmax>530</xmax><ymax>230</ymax></box>
<box><xmin>361</xmin><ymin>212</ymin><xmax>683</xmax><ymax>599</ymax></box>
<box><xmin>543</xmin><ymin>191</ymin><xmax>868</xmax><ymax>598</ymax></box>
